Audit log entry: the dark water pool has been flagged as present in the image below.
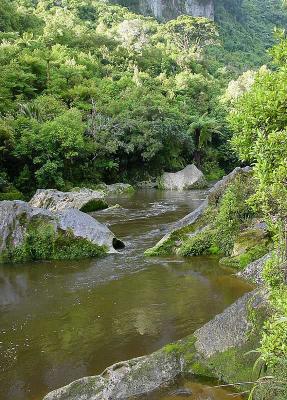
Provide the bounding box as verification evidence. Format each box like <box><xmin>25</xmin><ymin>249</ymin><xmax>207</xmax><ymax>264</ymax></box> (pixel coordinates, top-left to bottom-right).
<box><xmin>0</xmin><ymin>190</ymin><xmax>252</xmax><ymax>400</ymax></box>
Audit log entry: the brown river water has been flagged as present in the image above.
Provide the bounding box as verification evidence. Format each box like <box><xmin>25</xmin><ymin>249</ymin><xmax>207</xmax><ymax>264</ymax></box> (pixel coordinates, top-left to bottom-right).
<box><xmin>0</xmin><ymin>189</ymin><xmax>251</xmax><ymax>400</ymax></box>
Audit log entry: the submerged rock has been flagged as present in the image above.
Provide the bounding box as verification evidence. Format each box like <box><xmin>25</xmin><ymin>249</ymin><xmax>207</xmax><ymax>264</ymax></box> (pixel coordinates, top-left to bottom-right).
<box><xmin>43</xmin><ymin>290</ymin><xmax>268</xmax><ymax>400</ymax></box>
<box><xmin>162</xmin><ymin>165</ymin><xmax>206</xmax><ymax>191</ymax></box>
<box><xmin>0</xmin><ymin>201</ymin><xmax>124</xmax><ymax>263</ymax></box>
<box><xmin>29</xmin><ymin>189</ymin><xmax>108</xmax><ymax>212</ymax></box>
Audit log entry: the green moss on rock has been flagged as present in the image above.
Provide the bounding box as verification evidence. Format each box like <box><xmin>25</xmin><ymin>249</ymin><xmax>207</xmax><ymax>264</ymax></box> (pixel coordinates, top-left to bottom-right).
<box><xmin>3</xmin><ymin>219</ymin><xmax>107</xmax><ymax>263</ymax></box>
<box><xmin>220</xmin><ymin>243</ymin><xmax>270</xmax><ymax>270</ymax></box>
<box><xmin>177</xmin><ymin>228</ymin><xmax>215</xmax><ymax>256</ymax></box>
<box><xmin>80</xmin><ymin>199</ymin><xmax>109</xmax><ymax>213</ymax></box>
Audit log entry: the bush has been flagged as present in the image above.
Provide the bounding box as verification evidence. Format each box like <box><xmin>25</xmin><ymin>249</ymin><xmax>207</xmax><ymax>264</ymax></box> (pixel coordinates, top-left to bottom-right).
<box><xmin>0</xmin><ymin>191</ymin><xmax>25</xmax><ymax>201</ymax></box>
<box><xmin>178</xmin><ymin>228</ymin><xmax>215</xmax><ymax>256</ymax></box>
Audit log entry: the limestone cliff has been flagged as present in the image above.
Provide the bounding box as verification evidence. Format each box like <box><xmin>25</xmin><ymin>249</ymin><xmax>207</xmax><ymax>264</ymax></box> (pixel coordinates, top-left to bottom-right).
<box><xmin>114</xmin><ymin>0</ymin><xmax>215</xmax><ymax>20</ymax></box>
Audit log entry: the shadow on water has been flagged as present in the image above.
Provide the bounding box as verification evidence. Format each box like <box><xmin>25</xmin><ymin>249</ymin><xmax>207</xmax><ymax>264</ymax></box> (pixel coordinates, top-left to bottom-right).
<box><xmin>136</xmin><ymin>376</ymin><xmax>244</xmax><ymax>399</ymax></box>
<box><xmin>0</xmin><ymin>190</ymin><xmax>252</xmax><ymax>400</ymax></box>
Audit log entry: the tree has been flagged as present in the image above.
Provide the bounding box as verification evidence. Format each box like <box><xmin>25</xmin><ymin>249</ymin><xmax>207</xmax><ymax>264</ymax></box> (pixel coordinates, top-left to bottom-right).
<box><xmin>163</xmin><ymin>15</ymin><xmax>219</xmax><ymax>53</ymax></box>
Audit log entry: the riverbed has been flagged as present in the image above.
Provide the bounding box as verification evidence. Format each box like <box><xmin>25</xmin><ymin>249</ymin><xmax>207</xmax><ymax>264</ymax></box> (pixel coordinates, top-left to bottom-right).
<box><xmin>0</xmin><ymin>189</ymin><xmax>251</xmax><ymax>400</ymax></box>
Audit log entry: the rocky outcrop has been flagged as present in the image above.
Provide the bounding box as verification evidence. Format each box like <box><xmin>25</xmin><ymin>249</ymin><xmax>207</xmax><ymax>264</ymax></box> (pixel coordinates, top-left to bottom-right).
<box><xmin>43</xmin><ymin>349</ymin><xmax>179</xmax><ymax>400</ymax></box>
<box><xmin>194</xmin><ymin>290</ymin><xmax>263</xmax><ymax>358</ymax></box>
<box><xmin>29</xmin><ymin>189</ymin><xmax>108</xmax><ymax>213</ymax></box>
<box><xmin>238</xmin><ymin>253</ymin><xmax>272</xmax><ymax>285</ymax></box>
<box><xmin>0</xmin><ymin>201</ymin><xmax>124</xmax><ymax>263</ymax></box>
<box><xmin>185</xmin><ymin>0</ymin><xmax>214</xmax><ymax>19</ymax></box>
<box><xmin>145</xmin><ymin>166</ymin><xmax>251</xmax><ymax>256</ymax></box>
<box><xmin>162</xmin><ymin>164</ymin><xmax>206</xmax><ymax>191</ymax></box>
<box><xmin>43</xmin><ymin>290</ymin><xmax>268</xmax><ymax>400</ymax></box>
<box><xmin>119</xmin><ymin>0</ymin><xmax>215</xmax><ymax>20</ymax></box>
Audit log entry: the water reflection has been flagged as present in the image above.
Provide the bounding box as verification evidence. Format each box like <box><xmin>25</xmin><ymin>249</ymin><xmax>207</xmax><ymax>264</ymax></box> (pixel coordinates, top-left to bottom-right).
<box><xmin>0</xmin><ymin>190</ymin><xmax>252</xmax><ymax>400</ymax></box>
<box><xmin>139</xmin><ymin>376</ymin><xmax>244</xmax><ymax>400</ymax></box>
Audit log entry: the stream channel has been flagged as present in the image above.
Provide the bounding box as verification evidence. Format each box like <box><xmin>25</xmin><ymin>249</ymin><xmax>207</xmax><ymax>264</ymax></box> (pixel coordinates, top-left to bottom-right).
<box><xmin>0</xmin><ymin>189</ymin><xmax>252</xmax><ymax>400</ymax></box>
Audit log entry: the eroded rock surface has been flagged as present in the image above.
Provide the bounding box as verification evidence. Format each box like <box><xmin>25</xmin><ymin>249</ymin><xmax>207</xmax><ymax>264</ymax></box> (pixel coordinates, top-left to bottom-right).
<box><xmin>120</xmin><ymin>0</ymin><xmax>215</xmax><ymax>21</ymax></box>
<box><xmin>29</xmin><ymin>189</ymin><xmax>108</xmax><ymax>212</ymax></box>
<box><xmin>43</xmin><ymin>350</ymin><xmax>180</xmax><ymax>400</ymax></box>
<box><xmin>238</xmin><ymin>253</ymin><xmax>272</xmax><ymax>285</ymax></box>
<box><xmin>162</xmin><ymin>165</ymin><xmax>206</xmax><ymax>191</ymax></box>
<box><xmin>0</xmin><ymin>201</ymin><xmax>124</xmax><ymax>263</ymax></box>
<box><xmin>194</xmin><ymin>290</ymin><xmax>263</xmax><ymax>358</ymax></box>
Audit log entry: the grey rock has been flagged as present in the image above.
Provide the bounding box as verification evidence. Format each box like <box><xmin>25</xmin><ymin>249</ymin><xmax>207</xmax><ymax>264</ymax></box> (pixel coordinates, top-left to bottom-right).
<box><xmin>185</xmin><ymin>0</ymin><xmax>214</xmax><ymax>19</ymax></box>
<box><xmin>162</xmin><ymin>165</ymin><xmax>206</xmax><ymax>191</ymax></box>
<box><xmin>56</xmin><ymin>208</ymin><xmax>123</xmax><ymax>250</ymax></box>
<box><xmin>238</xmin><ymin>253</ymin><xmax>272</xmax><ymax>285</ymax></box>
<box><xmin>137</xmin><ymin>0</ymin><xmax>214</xmax><ymax>20</ymax></box>
<box><xmin>43</xmin><ymin>350</ymin><xmax>180</xmax><ymax>400</ymax></box>
<box><xmin>208</xmin><ymin>166</ymin><xmax>252</xmax><ymax>204</ymax></box>
<box><xmin>0</xmin><ymin>201</ymin><xmax>124</xmax><ymax>262</ymax></box>
<box><xmin>194</xmin><ymin>290</ymin><xmax>265</xmax><ymax>358</ymax></box>
<box><xmin>29</xmin><ymin>189</ymin><xmax>107</xmax><ymax>212</ymax></box>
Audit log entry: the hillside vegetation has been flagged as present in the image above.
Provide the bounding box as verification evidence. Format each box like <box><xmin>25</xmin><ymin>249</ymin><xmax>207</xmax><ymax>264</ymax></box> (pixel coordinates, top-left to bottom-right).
<box><xmin>1</xmin><ymin>0</ymin><xmax>286</xmax><ymax>199</ymax></box>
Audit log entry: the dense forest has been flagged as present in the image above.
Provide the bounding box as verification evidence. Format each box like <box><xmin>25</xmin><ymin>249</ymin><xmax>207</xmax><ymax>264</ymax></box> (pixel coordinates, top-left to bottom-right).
<box><xmin>0</xmin><ymin>0</ymin><xmax>286</xmax><ymax>199</ymax></box>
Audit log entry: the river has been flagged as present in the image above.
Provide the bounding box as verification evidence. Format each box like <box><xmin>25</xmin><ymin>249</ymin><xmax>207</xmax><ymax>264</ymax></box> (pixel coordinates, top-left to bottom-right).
<box><xmin>0</xmin><ymin>189</ymin><xmax>251</xmax><ymax>400</ymax></box>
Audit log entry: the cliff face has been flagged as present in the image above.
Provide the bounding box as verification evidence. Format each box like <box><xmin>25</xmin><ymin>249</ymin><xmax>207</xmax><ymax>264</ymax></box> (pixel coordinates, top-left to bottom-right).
<box><xmin>116</xmin><ymin>0</ymin><xmax>215</xmax><ymax>20</ymax></box>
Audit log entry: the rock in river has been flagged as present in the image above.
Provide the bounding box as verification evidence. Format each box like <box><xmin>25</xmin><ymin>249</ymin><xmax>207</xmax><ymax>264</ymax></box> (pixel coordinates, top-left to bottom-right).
<box><xmin>162</xmin><ymin>165</ymin><xmax>206</xmax><ymax>190</ymax></box>
<box><xmin>0</xmin><ymin>201</ymin><xmax>124</xmax><ymax>263</ymax></box>
<box><xmin>29</xmin><ymin>188</ymin><xmax>109</xmax><ymax>212</ymax></box>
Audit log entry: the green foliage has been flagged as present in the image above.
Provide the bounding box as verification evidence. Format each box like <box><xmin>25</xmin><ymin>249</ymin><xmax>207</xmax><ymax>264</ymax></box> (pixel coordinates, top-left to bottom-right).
<box><xmin>0</xmin><ymin>190</ymin><xmax>25</xmax><ymax>201</ymax></box>
<box><xmin>220</xmin><ymin>243</ymin><xmax>270</xmax><ymax>269</ymax></box>
<box><xmin>214</xmin><ymin>174</ymin><xmax>255</xmax><ymax>254</ymax></box>
<box><xmin>229</xmin><ymin>35</ymin><xmax>287</xmax><ymax>217</ymax></box>
<box><xmin>211</xmin><ymin>0</ymin><xmax>287</xmax><ymax>70</ymax></box>
<box><xmin>0</xmin><ymin>0</ymin><xmax>262</xmax><ymax>192</ymax></box>
<box><xmin>178</xmin><ymin>228</ymin><xmax>215</xmax><ymax>256</ymax></box>
<box><xmin>230</xmin><ymin>27</ymin><xmax>287</xmax><ymax>390</ymax></box>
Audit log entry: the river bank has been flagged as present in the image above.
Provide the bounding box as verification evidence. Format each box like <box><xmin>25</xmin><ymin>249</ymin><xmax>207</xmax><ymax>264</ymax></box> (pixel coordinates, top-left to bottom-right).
<box><xmin>0</xmin><ymin>189</ymin><xmax>252</xmax><ymax>400</ymax></box>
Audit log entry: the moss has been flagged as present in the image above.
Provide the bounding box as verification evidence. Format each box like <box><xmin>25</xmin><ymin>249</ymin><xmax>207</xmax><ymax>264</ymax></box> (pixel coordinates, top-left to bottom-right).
<box><xmin>80</xmin><ymin>199</ymin><xmax>108</xmax><ymax>213</ymax></box>
<box><xmin>144</xmin><ymin>232</ymin><xmax>180</xmax><ymax>256</ymax></box>
<box><xmin>2</xmin><ymin>219</ymin><xmax>107</xmax><ymax>263</ymax></box>
<box><xmin>220</xmin><ymin>243</ymin><xmax>270</xmax><ymax>269</ymax></box>
<box><xmin>206</xmin><ymin>346</ymin><xmax>257</xmax><ymax>385</ymax></box>
<box><xmin>177</xmin><ymin>228</ymin><xmax>215</xmax><ymax>256</ymax></box>
<box><xmin>145</xmin><ymin>207</ymin><xmax>215</xmax><ymax>257</ymax></box>
<box><xmin>163</xmin><ymin>335</ymin><xmax>197</xmax><ymax>359</ymax></box>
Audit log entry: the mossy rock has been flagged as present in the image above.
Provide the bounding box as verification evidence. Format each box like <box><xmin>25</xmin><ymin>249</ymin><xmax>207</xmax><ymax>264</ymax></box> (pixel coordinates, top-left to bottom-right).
<box><xmin>232</xmin><ymin>227</ymin><xmax>269</xmax><ymax>257</ymax></box>
<box><xmin>3</xmin><ymin>221</ymin><xmax>107</xmax><ymax>263</ymax></box>
<box><xmin>177</xmin><ymin>227</ymin><xmax>216</xmax><ymax>256</ymax></box>
<box><xmin>0</xmin><ymin>201</ymin><xmax>123</xmax><ymax>264</ymax></box>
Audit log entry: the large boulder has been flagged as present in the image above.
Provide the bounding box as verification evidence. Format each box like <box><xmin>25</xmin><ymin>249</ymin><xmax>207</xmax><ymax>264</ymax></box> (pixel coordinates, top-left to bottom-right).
<box><xmin>162</xmin><ymin>165</ymin><xmax>206</xmax><ymax>191</ymax></box>
<box><xmin>43</xmin><ymin>290</ymin><xmax>268</xmax><ymax>400</ymax></box>
<box><xmin>0</xmin><ymin>201</ymin><xmax>124</xmax><ymax>263</ymax></box>
<box><xmin>43</xmin><ymin>349</ymin><xmax>179</xmax><ymax>400</ymax></box>
<box><xmin>29</xmin><ymin>189</ymin><xmax>108</xmax><ymax>213</ymax></box>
